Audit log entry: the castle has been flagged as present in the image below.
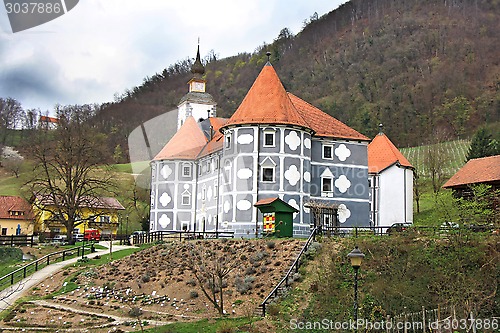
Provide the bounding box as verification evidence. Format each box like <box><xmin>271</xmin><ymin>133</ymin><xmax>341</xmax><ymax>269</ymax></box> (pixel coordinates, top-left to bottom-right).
<box><xmin>149</xmin><ymin>49</ymin><xmax>413</xmax><ymax>237</ymax></box>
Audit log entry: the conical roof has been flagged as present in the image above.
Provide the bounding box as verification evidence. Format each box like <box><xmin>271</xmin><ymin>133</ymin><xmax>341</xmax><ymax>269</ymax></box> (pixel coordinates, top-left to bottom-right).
<box><xmin>153</xmin><ymin>116</ymin><xmax>207</xmax><ymax>160</ymax></box>
<box><xmin>222</xmin><ymin>63</ymin><xmax>311</xmax><ymax>130</ymax></box>
<box><xmin>368</xmin><ymin>133</ymin><xmax>413</xmax><ymax>173</ymax></box>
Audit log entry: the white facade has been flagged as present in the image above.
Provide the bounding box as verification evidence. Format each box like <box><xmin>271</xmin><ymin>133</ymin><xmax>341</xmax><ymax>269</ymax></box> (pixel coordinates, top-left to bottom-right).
<box><xmin>370</xmin><ymin>164</ymin><xmax>413</xmax><ymax>229</ymax></box>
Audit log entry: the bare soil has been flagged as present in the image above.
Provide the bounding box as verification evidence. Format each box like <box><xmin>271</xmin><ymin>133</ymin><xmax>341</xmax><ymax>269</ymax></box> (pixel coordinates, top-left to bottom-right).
<box><xmin>1</xmin><ymin>238</ymin><xmax>305</xmax><ymax>332</ymax></box>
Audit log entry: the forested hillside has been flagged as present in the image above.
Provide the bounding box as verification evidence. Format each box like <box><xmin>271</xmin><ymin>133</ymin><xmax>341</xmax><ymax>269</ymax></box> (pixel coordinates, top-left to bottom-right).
<box><xmin>4</xmin><ymin>0</ymin><xmax>499</xmax><ymax>161</ymax></box>
<box><xmin>98</xmin><ymin>0</ymin><xmax>499</xmax><ymax>156</ymax></box>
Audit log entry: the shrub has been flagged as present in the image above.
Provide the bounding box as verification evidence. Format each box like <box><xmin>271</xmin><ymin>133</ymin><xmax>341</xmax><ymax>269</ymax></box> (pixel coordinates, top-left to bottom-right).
<box><xmin>141</xmin><ymin>273</ymin><xmax>151</xmax><ymax>283</ymax></box>
<box><xmin>186</xmin><ymin>279</ymin><xmax>197</xmax><ymax>286</ymax></box>
<box><xmin>266</xmin><ymin>241</ymin><xmax>276</xmax><ymax>249</ymax></box>
<box><xmin>189</xmin><ymin>290</ymin><xmax>199</xmax><ymax>299</ymax></box>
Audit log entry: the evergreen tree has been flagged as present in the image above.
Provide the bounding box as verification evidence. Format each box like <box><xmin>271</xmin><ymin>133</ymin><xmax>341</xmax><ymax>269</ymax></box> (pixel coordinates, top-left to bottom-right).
<box><xmin>466</xmin><ymin>127</ymin><xmax>499</xmax><ymax>161</ymax></box>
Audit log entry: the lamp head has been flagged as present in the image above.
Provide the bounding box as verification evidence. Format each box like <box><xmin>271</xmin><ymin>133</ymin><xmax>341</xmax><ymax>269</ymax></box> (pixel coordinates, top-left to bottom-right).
<box><xmin>347</xmin><ymin>246</ymin><xmax>365</xmax><ymax>269</ymax></box>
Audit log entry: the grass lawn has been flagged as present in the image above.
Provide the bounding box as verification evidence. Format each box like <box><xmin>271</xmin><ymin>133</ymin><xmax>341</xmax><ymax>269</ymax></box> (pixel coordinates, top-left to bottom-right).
<box><xmin>138</xmin><ymin>317</ymin><xmax>257</xmax><ymax>333</ymax></box>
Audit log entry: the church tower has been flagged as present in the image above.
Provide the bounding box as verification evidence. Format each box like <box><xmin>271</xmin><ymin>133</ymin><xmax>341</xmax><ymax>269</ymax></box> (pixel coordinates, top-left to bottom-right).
<box><xmin>177</xmin><ymin>45</ymin><xmax>217</xmax><ymax>130</ymax></box>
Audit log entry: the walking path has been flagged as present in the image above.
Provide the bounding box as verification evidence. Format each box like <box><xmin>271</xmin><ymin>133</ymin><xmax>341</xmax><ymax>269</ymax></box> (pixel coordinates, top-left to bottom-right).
<box><xmin>0</xmin><ymin>242</ymin><xmax>135</xmax><ymax>313</ymax></box>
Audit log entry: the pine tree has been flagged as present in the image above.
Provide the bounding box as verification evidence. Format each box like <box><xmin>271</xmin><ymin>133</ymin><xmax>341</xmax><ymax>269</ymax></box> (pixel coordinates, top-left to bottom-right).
<box><xmin>466</xmin><ymin>127</ymin><xmax>498</xmax><ymax>161</ymax></box>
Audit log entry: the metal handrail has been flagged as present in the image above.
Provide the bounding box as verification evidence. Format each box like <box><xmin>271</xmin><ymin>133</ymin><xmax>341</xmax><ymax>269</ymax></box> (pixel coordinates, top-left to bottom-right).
<box><xmin>259</xmin><ymin>227</ymin><xmax>318</xmax><ymax>316</ymax></box>
<box><xmin>0</xmin><ymin>245</ymin><xmax>89</xmax><ymax>290</ymax></box>
<box><xmin>130</xmin><ymin>230</ymin><xmax>235</xmax><ymax>245</ymax></box>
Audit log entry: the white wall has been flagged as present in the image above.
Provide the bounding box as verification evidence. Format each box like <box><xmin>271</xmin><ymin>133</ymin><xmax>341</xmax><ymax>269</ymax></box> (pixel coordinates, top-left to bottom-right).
<box><xmin>378</xmin><ymin>165</ymin><xmax>413</xmax><ymax>228</ymax></box>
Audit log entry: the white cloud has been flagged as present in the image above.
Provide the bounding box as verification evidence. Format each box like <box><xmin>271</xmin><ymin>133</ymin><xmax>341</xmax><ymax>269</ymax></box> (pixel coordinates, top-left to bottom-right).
<box><xmin>0</xmin><ymin>0</ymin><xmax>348</xmax><ymax>111</ymax></box>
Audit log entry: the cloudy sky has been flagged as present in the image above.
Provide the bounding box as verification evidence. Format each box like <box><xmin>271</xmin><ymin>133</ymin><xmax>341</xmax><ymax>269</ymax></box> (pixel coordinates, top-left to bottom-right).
<box><xmin>0</xmin><ymin>0</ymin><xmax>348</xmax><ymax>113</ymax></box>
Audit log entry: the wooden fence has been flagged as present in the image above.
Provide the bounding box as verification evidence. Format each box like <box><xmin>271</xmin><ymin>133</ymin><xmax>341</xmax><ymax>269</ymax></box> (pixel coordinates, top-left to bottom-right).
<box><xmin>0</xmin><ymin>235</ymin><xmax>37</xmax><ymax>247</ymax></box>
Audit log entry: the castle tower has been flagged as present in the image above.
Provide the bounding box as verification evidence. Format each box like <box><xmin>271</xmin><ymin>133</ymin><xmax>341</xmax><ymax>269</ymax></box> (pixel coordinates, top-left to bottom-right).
<box><xmin>177</xmin><ymin>45</ymin><xmax>217</xmax><ymax>130</ymax></box>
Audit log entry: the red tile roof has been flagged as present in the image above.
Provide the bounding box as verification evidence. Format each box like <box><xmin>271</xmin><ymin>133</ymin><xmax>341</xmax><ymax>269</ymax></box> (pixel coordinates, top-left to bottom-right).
<box><xmin>222</xmin><ymin>64</ymin><xmax>311</xmax><ymax>130</ymax></box>
<box><xmin>154</xmin><ymin>116</ymin><xmax>208</xmax><ymax>160</ymax></box>
<box><xmin>288</xmin><ymin>93</ymin><xmax>370</xmax><ymax>141</ymax></box>
<box><xmin>0</xmin><ymin>196</ymin><xmax>34</xmax><ymax>220</ymax></box>
<box><xmin>368</xmin><ymin>133</ymin><xmax>413</xmax><ymax>173</ymax></box>
<box><xmin>443</xmin><ymin>155</ymin><xmax>500</xmax><ymax>188</ymax></box>
<box><xmin>254</xmin><ymin>197</ymin><xmax>280</xmax><ymax>206</ymax></box>
<box><xmin>39</xmin><ymin>115</ymin><xmax>58</xmax><ymax>123</ymax></box>
<box><xmin>35</xmin><ymin>195</ymin><xmax>125</xmax><ymax>210</ymax></box>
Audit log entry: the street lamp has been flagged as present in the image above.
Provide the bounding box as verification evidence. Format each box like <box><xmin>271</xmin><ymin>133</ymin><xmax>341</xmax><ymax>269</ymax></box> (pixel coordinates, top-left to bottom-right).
<box><xmin>347</xmin><ymin>246</ymin><xmax>365</xmax><ymax>327</ymax></box>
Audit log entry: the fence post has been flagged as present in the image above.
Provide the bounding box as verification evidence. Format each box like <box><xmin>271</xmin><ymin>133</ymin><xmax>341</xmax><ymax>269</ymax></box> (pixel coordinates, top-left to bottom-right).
<box><xmin>62</xmin><ymin>251</ymin><xmax>66</xmax><ymax>261</ymax></box>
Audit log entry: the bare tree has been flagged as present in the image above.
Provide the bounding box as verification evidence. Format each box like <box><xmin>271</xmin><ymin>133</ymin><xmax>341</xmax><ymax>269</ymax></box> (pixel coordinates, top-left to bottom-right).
<box><xmin>185</xmin><ymin>241</ymin><xmax>240</xmax><ymax>316</ymax></box>
<box><xmin>423</xmin><ymin>130</ymin><xmax>451</xmax><ymax>193</ymax></box>
<box><xmin>25</xmin><ymin>104</ymin><xmax>116</xmax><ymax>244</ymax></box>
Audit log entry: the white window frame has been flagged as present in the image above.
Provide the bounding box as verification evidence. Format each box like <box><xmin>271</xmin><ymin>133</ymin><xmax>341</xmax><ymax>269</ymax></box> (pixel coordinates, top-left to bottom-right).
<box><xmin>263</xmin><ymin>130</ymin><xmax>275</xmax><ymax>147</ymax></box>
<box><xmin>321</xmin><ymin>177</ymin><xmax>333</xmax><ymax>196</ymax></box>
<box><xmin>261</xmin><ymin>167</ymin><xmax>275</xmax><ymax>182</ymax></box>
<box><xmin>100</xmin><ymin>215</ymin><xmax>111</xmax><ymax>223</ymax></box>
<box><xmin>260</xmin><ymin>156</ymin><xmax>277</xmax><ymax>183</ymax></box>
<box><xmin>322</xmin><ymin>143</ymin><xmax>334</xmax><ymax>160</ymax></box>
<box><xmin>181</xmin><ymin>191</ymin><xmax>191</xmax><ymax>206</ymax></box>
<box><xmin>202</xmin><ymin>185</ymin><xmax>207</xmax><ymax>201</ymax></box>
<box><xmin>182</xmin><ymin>164</ymin><xmax>191</xmax><ymax>177</ymax></box>
<box><xmin>225</xmin><ymin>134</ymin><xmax>232</xmax><ymax>149</ymax></box>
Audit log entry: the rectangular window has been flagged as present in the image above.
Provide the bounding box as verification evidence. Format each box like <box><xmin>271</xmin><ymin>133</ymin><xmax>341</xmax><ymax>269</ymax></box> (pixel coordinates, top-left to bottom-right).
<box><xmin>202</xmin><ymin>187</ymin><xmax>206</xmax><ymax>201</ymax></box>
<box><xmin>322</xmin><ymin>177</ymin><xmax>333</xmax><ymax>192</ymax></box>
<box><xmin>264</xmin><ymin>132</ymin><xmax>275</xmax><ymax>147</ymax></box>
<box><xmin>182</xmin><ymin>194</ymin><xmax>191</xmax><ymax>206</ymax></box>
<box><xmin>1</xmin><ymin>228</ymin><xmax>7</xmax><ymax>235</ymax></box>
<box><xmin>225</xmin><ymin>135</ymin><xmax>231</xmax><ymax>149</ymax></box>
<box><xmin>214</xmin><ymin>157</ymin><xmax>219</xmax><ymax>169</ymax></box>
<box><xmin>207</xmin><ymin>161</ymin><xmax>211</xmax><ymax>173</ymax></box>
<box><xmin>183</xmin><ymin>165</ymin><xmax>191</xmax><ymax>177</ymax></box>
<box><xmin>323</xmin><ymin>144</ymin><xmax>333</xmax><ymax>159</ymax></box>
<box><xmin>262</xmin><ymin>167</ymin><xmax>275</xmax><ymax>182</ymax></box>
<box><xmin>101</xmin><ymin>216</ymin><xmax>111</xmax><ymax>223</ymax></box>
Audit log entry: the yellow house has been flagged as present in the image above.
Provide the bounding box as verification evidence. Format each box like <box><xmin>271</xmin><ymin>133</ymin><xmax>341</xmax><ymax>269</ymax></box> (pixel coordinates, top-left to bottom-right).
<box><xmin>34</xmin><ymin>196</ymin><xmax>125</xmax><ymax>238</ymax></box>
<box><xmin>0</xmin><ymin>196</ymin><xmax>35</xmax><ymax>236</ymax></box>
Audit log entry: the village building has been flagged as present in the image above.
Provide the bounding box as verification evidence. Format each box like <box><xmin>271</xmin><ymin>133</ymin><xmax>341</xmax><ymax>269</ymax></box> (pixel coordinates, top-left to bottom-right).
<box><xmin>150</xmin><ymin>52</ymin><xmax>382</xmax><ymax>237</ymax></box>
<box><xmin>443</xmin><ymin>155</ymin><xmax>500</xmax><ymax>197</ymax></box>
<box><xmin>367</xmin><ymin>128</ymin><xmax>414</xmax><ymax>230</ymax></box>
<box><xmin>0</xmin><ymin>196</ymin><xmax>35</xmax><ymax>236</ymax></box>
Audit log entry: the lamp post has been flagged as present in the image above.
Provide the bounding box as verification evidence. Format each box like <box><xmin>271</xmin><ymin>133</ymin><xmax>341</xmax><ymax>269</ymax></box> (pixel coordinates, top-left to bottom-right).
<box><xmin>347</xmin><ymin>246</ymin><xmax>365</xmax><ymax>328</ymax></box>
<box><xmin>125</xmin><ymin>215</ymin><xmax>129</xmax><ymax>245</ymax></box>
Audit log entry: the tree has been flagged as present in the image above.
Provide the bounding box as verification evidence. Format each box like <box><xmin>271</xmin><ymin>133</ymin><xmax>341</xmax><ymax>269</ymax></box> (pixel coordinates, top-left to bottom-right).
<box><xmin>0</xmin><ymin>146</ymin><xmax>24</xmax><ymax>177</ymax></box>
<box><xmin>466</xmin><ymin>127</ymin><xmax>499</xmax><ymax>161</ymax></box>
<box><xmin>423</xmin><ymin>131</ymin><xmax>451</xmax><ymax>193</ymax></box>
<box><xmin>0</xmin><ymin>97</ymin><xmax>23</xmax><ymax>145</ymax></box>
<box><xmin>25</xmin><ymin>104</ymin><xmax>115</xmax><ymax>244</ymax></box>
<box><xmin>186</xmin><ymin>241</ymin><xmax>240</xmax><ymax>316</ymax></box>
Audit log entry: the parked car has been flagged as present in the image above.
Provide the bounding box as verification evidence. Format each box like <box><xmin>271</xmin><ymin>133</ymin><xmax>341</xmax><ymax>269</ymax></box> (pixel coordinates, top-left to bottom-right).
<box><xmin>52</xmin><ymin>234</ymin><xmax>68</xmax><ymax>244</ymax></box>
<box><xmin>387</xmin><ymin>222</ymin><xmax>412</xmax><ymax>234</ymax></box>
<box><xmin>73</xmin><ymin>233</ymin><xmax>84</xmax><ymax>242</ymax></box>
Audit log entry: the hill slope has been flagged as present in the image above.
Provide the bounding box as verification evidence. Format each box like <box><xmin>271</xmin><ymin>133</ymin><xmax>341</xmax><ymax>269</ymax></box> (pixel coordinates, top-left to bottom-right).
<box><xmin>98</xmin><ymin>0</ymin><xmax>500</xmax><ymax>156</ymax></box>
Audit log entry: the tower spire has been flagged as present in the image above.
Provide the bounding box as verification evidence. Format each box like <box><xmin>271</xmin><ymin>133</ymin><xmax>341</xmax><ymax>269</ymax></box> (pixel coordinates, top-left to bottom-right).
<box><xmin>191</xmin><ymin>40</ymin><xmax>205</xmax><ymax>77</ymax></box>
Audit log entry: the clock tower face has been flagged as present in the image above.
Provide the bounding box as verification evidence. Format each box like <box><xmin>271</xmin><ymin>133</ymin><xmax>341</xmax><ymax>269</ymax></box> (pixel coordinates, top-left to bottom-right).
<box><xmin>190</xmin><ymin>80</ymin><xmax>205</xmax><ymax>92</ymax></box>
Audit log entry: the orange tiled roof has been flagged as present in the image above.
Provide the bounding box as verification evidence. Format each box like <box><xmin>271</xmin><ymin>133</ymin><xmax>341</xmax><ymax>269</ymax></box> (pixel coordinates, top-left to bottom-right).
<box><xmin>288</xmin><ymin>93</ymin><xmax>370</xmax><ymax>141</ymax></box>
<box><xmin>443</xmin><ymin>155</ymin><xmax>500</xmax><ymax>188</ymax></box>
<box><xmin>222</xmin><ymin>64</ymin><xmax>311</xmax><ymax>130</ymax></box>
<box><xmin>154</xmin><ymin>116</ymin><xmax>207</xmax><ymax>160</ymax></box>
<box><xmin>197</xmin><ymin>132</ymin><xmax>224</xmax><ymax>158</ymax></box>
<box><xmin>368</xmin><ymin>133</ymin><xmax>413</xmax><ymax>173</ymax></box>
<box><xmin>0</xmin><ymin>196</ymin><xmax>34</xmax><ymax>220</ymax></box>
<box><xmin>39</xmin><ymin>115</ymin><xmax>58</xmax><ymax>123</ymax></box>
<box><xmin>254</xmin><ymin>197</ymin><xmax>280</xmax><ymax>206</ymax></box>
